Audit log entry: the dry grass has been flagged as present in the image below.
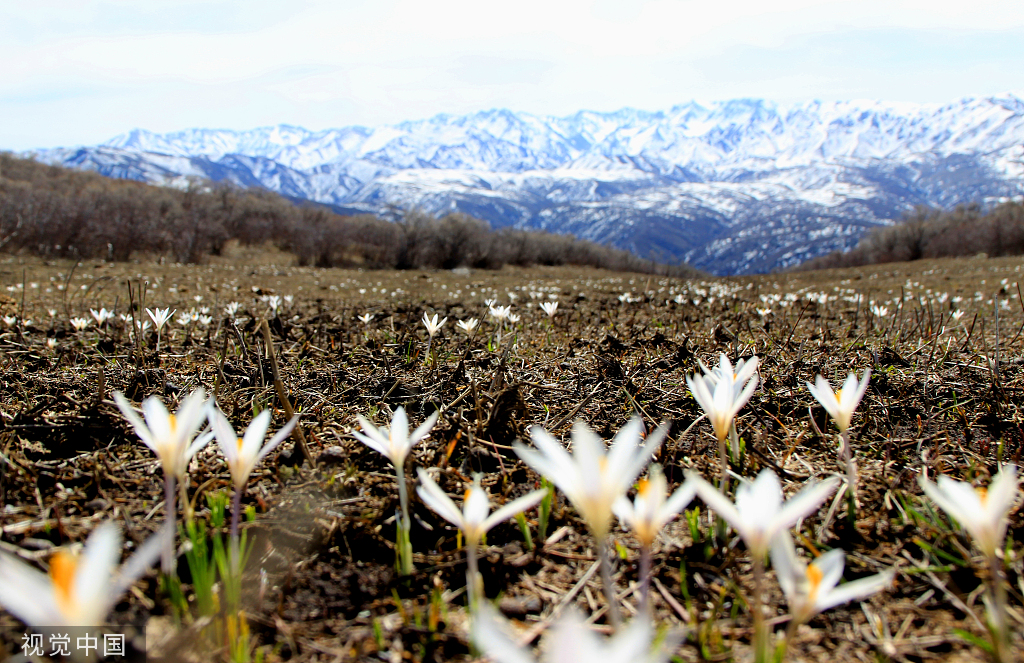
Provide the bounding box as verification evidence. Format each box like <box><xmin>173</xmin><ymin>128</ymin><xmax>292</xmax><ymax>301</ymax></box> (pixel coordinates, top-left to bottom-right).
<box><xmin>0</xmin><ymin>249</ymin><xmax>1021</xmax><ymax>662</ymax></box>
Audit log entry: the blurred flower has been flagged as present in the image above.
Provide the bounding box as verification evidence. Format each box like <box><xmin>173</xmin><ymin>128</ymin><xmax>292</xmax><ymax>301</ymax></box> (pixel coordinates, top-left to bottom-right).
<box><xmin>489</xmin><ymin>304</ymin><xmax>511</xmax><ymax>321</ymax></box>
<box><xmin>771</xmin><ymin>531</ymin><xmax>893</xmax><ymax>625</ymax></box>
<box><xmin>358</xmin><ymin>313</ymin><xmax>374</xmax><ymax>324</ymax></box>
<box><xmin>918</xmin><ymin>464</ymin><xmax>1018</xmax><ymax>558</ymax></box>
<box><xmin>472</xmin><ymin>603</ymin><xmax>677</xmax><ymax>663</ymax></box>
<box><xmin>0</xmin><ymin>522</ymin><xmax>168</xmax><ymax>628</ymax></box>
<box><xmin>870</xmin><ymin>304</ymin><xmax>888</xmax><ymax>317</ymax></box>
<box><xmin>540</xmin><ymin>301</ymin><xmax>559</xmax><ymax>317</ymax></box>
<box><xmin>90</xmin><ymin>308</ymin><xmax>114</xmax><ymax>325</ymax></box>
<box><xmin>354</xmin><ymin>406</ymin><xmax>438</xmax><ymax>470</ymax></box>
<box><xmin>69</xmin><ymin>317</ymin><xmax>90</xmax><ymax>332</ymax></box>
<box><xmin>457</xmin><ymin>318</ymin><xmax>479</xmax><ymax>334</ymax></box>
<box><xmin>806</xmin><ymin>370</ymin><xmax>870</xmax><ymax>434</ymax></box>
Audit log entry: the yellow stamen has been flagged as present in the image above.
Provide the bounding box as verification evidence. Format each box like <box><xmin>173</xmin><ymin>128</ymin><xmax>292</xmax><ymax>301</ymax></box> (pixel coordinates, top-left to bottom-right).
<box><xmin>168</xmin><ymin>413</ymin><xmax>177</xmax><ymax>432</ymax></box>
<box><xmin>49</xmin><ymin>551</ymin><xmax>78</xmax><ymax>609</ymax></box>
<box><xmin>237</xmin><ymin>437</ymin><xmax>244</xmax><ymax>453</ymax></box>
<box><xmin>806</xmin><ymin>563</ymin><xmax>823</xmax><ymax>602</ymax></box>
<box><xmin>464</xmin><ymin>488</ymin><xmax>473</xmax><ymax>502</ymax></box>
<box><xmin>976</xmin><ymin>486</ymin><xmax>988</xmax><ymax>506</ymax></box>
<box><xmin>637</xmin><ymin>478</ymin><xmax>650</xmax><ymax>496</ymax></box>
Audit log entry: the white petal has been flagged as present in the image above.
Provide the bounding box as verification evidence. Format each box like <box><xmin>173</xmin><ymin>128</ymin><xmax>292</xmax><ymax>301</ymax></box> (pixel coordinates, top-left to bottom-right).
<box><xmin>211</xmin><ymin>407</ymin><xmax>240</xmax><ymax>464</ymax></box>
<box><xmin>0</xmin><ymin>553</ymin><xmax>62</xmax><ymax>626</ymax></box>
<box><xmin>770</xmin><ymin>477</ymin><xmax>840</xmax><ymax>538</ymax></box>
<box><xmin>688</xmin><ymin>472</ymin><xmax>744</xmax><ymax>536</ymax></box>
<box><xmin>141</xmin><ymin>396</ymin><xmax>174</xmax><ymax>444</ymax></box>
<box><xmin>409</xmin><ymin>409</ymin><xmax>439</xmax><ymax>447</ymax></box>
<box><xmin>391</xmin><ymin>407</ymin><xmax>410</xmax><ymax>452</ymax></box>
<box><xmin>74</xmin><ymin>523</ymin><xmax>122</xmax><ymax>623</ymax></box>
<box><xmin>662</xmin><ymin>481</ymin><xmax>698</xmax><ymax>520</ymax></box>
<box><xmin>256</xmin><ymin>415</ymin><xmax>298</xmax><ymax>464</ymax></box>
<box><xmin>470</xmin><ymin>603</ymin><xmax>536</xmax><ymax>663</ymax></box>
<box><xmin>114</xmin><ymin>391</ymin><xmax>157</xmax><ymax>449</ymax></box>
<box><xmin>415</xmin><ymin>469</ymin><xmax>465</xmax><ymax>529</ymax></box>
<box><xmin>482</xmin><ymin>489</ymin><xmax>547</xmax><ymax>533</ymax></box>
<box><xmin>816</xmin><ymin>570</ymin><xmax>894</xmax><ymax>613</ymax></box>
<box><xmin>987</xmin><ymin>464</ymin><xmax>1019</xmax><ymax>518</ymax></box>
<box><xmin>813</xmin><ymin>548</ymin><xmax>847</xmax><ymax>596</ymax></box>
<box><xmin>770</xmin><ymin>531</ymin><xmax>801</xmax><ymax>601</ymax></box>
<box><xmin>240</xmin><ymin>409</ymin><xmax>273</xmax><ymax>462</ymax></box>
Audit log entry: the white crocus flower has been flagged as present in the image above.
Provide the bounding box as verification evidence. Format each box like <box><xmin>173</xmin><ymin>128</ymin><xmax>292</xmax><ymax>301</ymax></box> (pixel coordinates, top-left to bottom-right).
<box><xmin>456</xmin><ymin>318</ymin><xmax>479</xmax><ymax>334</ymax></box>
<box><xmin>69</xmin><ymin>317</ymin><xmax>90</xmax><ymax>332</ymax></box>
<box><xmin>114</xmin><ymin>389</ymin><xmax>211</xmax><ymax>480</ymax></box>
<box><xmin>210</xmin><ymin>407</ymin><xmax>298</xmax><ymax>493</ymax></box>
<box><xmin>417</xmin><ymin>469</ymin><xmax>545</xmax><ymax>603</ymax></box>
<box><xmin>417</xmin><ymin>469</ymin><xmax>546</xmax><ymax>546</ymax></box>
<box><xmin>358</xmin><ymin>313</ymin><xmax>374</xmax><ymax>324</ymax></box>
<box><xmin>540</xmin><ymin>301</ymin><xmax>558</xmax><ymax>317</ymax></box>
<box><xmin>771</xmin><ymin>531</ymin><xmax>893</xmax><ymax>627</ymax></box>
<box><xmin>687</xmin><ymin>469</ymin><xmax>840</xmax><ymax>559</ymax></box>
<box><xmin>114</xmin><ymin>388</ymin><xmax>211</xmax><ymax>573</ymax></box>
<box><xmin>353</xmin><ymin>406</ymin><xmax>439</xmax><ymax>575</ymax></box>
<box><xmin>472</xmin><ymin>603</ymin><xmax>677</xmax><ymax>663</ymax></box>
<box><xmin>354</xmin><ymin>406</ymin><xmax>438</xmax><ymax>470</ymax></box>
<box><xmin>614</xmin><ymin>465</ymin><xmax>696</xmax><ymax>549</ymax></box>
<box><xmin>690</xmin><ymin>469</ymin><xmax>838</xmax><ymax>661</ymax></box>
<box><xmin>687</xmin><ymin>354</ymin><xmax>758</xmax><ymax>483</ymax></box>
<box><xmin>613</xmin><ymin>464</ymin><xmax>696</xmax><ymax>612</ymax></box>
<box><xmin>488</xmin><ymin>304</ymin><xmax>511</xmax><ymax>321</ymax></box>
<box><xmin>515</xmin><ymin>418</ymin><xmax>667</xmax><ymax>629</ymax></box>
<box><xmin>0</xmin><ymin>522</ymin><xmax>168</xmax><ymax>628</ymax></box>
<box><xmin>422</xmin><ymin>312</ymin><xmax>447</xmax><ymax>362</ymax></box>
<box><xmin>918</xmin><ymin>465</ymin><xmax>1018</xmax><ymax>559</ymax></box>
<box><xmin>422</xmin><ymin>312</ymin><xmax>447</xmax><ymax>337</ymax></box>
<box><xmin>689</xmin><ymin>353</ymin><xmax>759</xmax><ymax>441</ymax></box>
<box><xmin>516</xmin><ymin>418</ymin><xmax>667</xmax><ymax>541</ymax></box>
<box><xmin>146</xmin><ymin>307</ymin><xmax>174</xmax><ymax>331</ymax></box>
<box><xmin>806</xmin><ymin>370</ymin><xmax>870</xmax><ymax>434</ymax></box>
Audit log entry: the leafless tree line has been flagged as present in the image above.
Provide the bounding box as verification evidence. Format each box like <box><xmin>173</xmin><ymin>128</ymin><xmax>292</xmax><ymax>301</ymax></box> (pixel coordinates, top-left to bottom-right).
<box><xmin>797</xmin><ymin>201</ymin><xmax>1024</xmax><ymax>271</ymax></box>
<box><xmin>0</xmin><ymin>153</ymin><xmax>699</xmax><ymax>276</ymax></box>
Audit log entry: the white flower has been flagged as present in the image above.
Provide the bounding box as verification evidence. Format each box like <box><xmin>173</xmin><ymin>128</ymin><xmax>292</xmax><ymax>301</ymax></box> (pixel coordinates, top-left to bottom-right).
<box><xmin>514</xmin><ymin>418</ymin><xmax>668</xmax><ymax>539</ymax></box>
<box><xmin>210</xmin><ymin>407</ymin><xmax>298</xmax><ymax>492</ymax></box>
<box><xmin>687</xmin><ymin>469</ymin><xmax>840</xmax><ymax>557</ymax></box>
<box><xmin>225</xmin><ymin>301</ymin><xmax>241</xmax><ymax>317</ymax></box>
<box><xmin>771</xmin><ymin>531</ymin><xmax>893</xmax><ymax>625</ymax></box>
<box><xmin>0</xmin><ymin>522</ymin><xmax>168</xmax><ymax>628</ymax></box>
<box><xmin>358</xmin><ymin>313</ymin><xmax>374</xmax><ymax>324</ymax></box>
<box><xmin>918</xmin><ymin>464</ymin><xmax>1018</xmax><ymax>558</ymax></box>
<box><xmin>416</xmin><ymin>469</ymin><xmax>545</xmax><ymax>546</ymax></box>
<box><xmin>90</xmin><ymin>308</ymin><xmax>114</xmax><ymax>325</ymax></box>
<box><xmin>177</xmin><ymin>313</ymin><xmax>192</xmax><ymax>326</ymax></box>
<box><xmin>508</xmin><ymin>313</ymin><xmax>521</xmax><ymax>324</ymax></box>
<box><xmin>870</xmin><ymin>304</ymin><xmax>888</xmax><ymax>317</ymax></box>
<box><xmin>457</xmin><ymin>318</ymin><xmax>479</xmax><ymax>334</ymax></box>
<box><xmin>489</xmin><ymin>304</ymin><xmax>511</xmax><ymax>321</ymax></box>
<box><xmin>613</xmin><ymin>464</ymin><xmax>696</xmax><ymax>548</ymax></box>
<box><xmin>540</xmin><ymin>301</ymin><xmax>558</xmax><ymax>317</ymax></box>
<box><xmin>353</xmin><ymin>406</ymin><xmax>439</xmax><ymax>469</ymax></box>
<box><xmin>686</xmin><ymin>354</ymin><xmax>759</xmax><ymax>442</ymax></box>
<box><xmin>422</xmin><ymin>312</ymin><xmax>447</xmax><ymax>337</ymax></box>
<box><xmin>806</xmin><ymin>370</ymin><xmax>870</xmax><ymax>433</ymax></box>
<box><xmin>951</xmin><ymin>309</ymin><xmax>965</xmax><ymax>321</ymax></box>
<box><xmin>146</xmin><ymin>307</ymin><xmax>175</xmax><ymax>330</ymax></box>
<box><xmin>198</xmin><ymin>315</ymin><xmax>213</xmax><ymax>326</ymax></box>
<box><xmin>472</xmin><ymin>603</ymin><xmax>676</xmax><ymax>663</ymax></box>
<box><xmin>113</xmin><ymin>389</ymin><xmax>211</xmax><ymax>480</ymax></box>
<box><xmin>69</xmin><ymin>317</ymin><xmax>90</xmax><ymax>332</ymax></box>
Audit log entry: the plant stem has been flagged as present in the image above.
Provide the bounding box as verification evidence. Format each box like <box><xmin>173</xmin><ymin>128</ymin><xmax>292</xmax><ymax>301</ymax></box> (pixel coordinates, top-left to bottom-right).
<box><xmin>162</xmin><ymin>472</ymin><xmax>177</xmax><ymax>574</ymax></box>
<box><xmin>230</xmin><ymin>487</ymin><xmax>242</xmax><ymax>567</ymax></box>
<box><xmin>840</xmin><ymin>429</ymin><xmax>858</xmax><ymax>522</ymax></box>
<box><xmin>597</xmin><ymin>536</ymin><xmax>622</xmax><ymax>631</ymax></box>
<box><xmin>987</xmin><ymin>551</ymin><xmax>1009</xmax><ymax>663</ymax></box>
<box><xmin>751</xmin><ymin>552</ymin><xmax>768</xmax><ymax>663</ymax></box>
<box><xmin>396</xmin><ymin>461</ymin><xmax>414</xmax><ymax>575</ymax></box>
<box><xmin>717</xmin><ymin>435</ymin><xmax>729</xmax><ymax>490</ymax></box>
<box><xmin>639</xmin><ymin>543</ymin><xmax>653</xmax><ymax>615</ymax></box>
<box><xmin>466</xmin><ymin>539</ymin><xmax>480</xmax><ymax>612</ymax></box>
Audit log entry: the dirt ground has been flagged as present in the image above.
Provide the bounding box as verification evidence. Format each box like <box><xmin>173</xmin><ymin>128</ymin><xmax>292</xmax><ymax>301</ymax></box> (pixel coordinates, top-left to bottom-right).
<box><xmin>0</xmin><ymin>246</ymin><xmax>1022</xmax><ymax>662</ymax></box>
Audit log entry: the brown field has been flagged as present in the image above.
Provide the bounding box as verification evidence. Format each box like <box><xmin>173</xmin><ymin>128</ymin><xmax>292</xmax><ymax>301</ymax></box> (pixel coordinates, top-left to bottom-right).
<box><xmin>0</xmin><ymin>247</ymin><xmax>1022</xmax><ymax>662</ymax></box>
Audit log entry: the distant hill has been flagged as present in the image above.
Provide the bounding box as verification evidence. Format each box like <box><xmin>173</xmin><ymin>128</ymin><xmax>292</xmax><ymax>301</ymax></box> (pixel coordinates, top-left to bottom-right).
<box><xmin>28</xmin><ymin>93</ymin><xmax>1024</xmax><ymax>275</ymax></box>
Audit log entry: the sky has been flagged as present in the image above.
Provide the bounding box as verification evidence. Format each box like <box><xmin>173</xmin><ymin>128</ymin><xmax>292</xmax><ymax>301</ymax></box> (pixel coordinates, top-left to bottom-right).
<box><xmin>3</xmin><ymin>0</ymin><xmax>1024</xmax><ymax>150</ymax></box>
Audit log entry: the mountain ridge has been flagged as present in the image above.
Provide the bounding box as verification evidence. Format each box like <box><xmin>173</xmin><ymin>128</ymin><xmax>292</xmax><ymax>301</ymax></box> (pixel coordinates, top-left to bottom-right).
<box><xmin>27</xmin><ymin>92</ymin><xmax>1024</xmax><ymax>275</ymax></box>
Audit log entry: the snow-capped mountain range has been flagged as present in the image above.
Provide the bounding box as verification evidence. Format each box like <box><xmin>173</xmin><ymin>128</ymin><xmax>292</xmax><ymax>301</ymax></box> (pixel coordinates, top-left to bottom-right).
<box><xmin>28</xmin><ymin>93</ymin><xmax>1024</xmax><ymax>275</ymax></box>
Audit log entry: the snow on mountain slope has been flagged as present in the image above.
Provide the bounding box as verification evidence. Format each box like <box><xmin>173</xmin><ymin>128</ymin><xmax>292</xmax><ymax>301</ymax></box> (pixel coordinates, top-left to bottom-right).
<box><xmin>27</xmin><ymin>93</ymin><xmax>1024</xmax><ymax>275</ymax></box>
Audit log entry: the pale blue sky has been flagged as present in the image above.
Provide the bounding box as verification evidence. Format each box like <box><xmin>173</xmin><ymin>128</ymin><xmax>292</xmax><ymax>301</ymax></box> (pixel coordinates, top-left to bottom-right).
<box><xmin>3</xmin><ymin>0</ymin><xmax>1024</xmax><ymax>150</ymax></box>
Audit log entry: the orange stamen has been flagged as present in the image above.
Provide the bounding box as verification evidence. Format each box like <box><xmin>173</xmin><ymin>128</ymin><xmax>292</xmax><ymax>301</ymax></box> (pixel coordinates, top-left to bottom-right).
<box><xmin>806</xmin><ymin>563</ymin><xmax>823</xmax><ymax>602</ymax></box>
<box><xmin>49</xmin><ymin>551</ymin><xmax>78</xmax><ymax>608</ymax></box>
<box><xmin>637</xmin><ymin>478</ymin><xmax>650</xmax><ymax>496</ymax></box>
<box><xmin>976</xmin><ymin>486</ymin><xmax>988</xmax><ymax>506</ymax></box>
